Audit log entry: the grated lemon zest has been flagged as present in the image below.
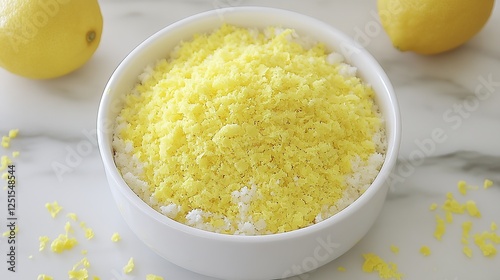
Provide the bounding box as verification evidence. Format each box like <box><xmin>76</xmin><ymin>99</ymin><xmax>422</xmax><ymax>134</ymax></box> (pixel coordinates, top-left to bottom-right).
<box><xmin>45</xmin><ymin>201</ymin><xmax>63</xmax><ymax>218</ymax></box>
<box><xmin>39</xmin><ymin>236</ymin><xmax>50</xmax><ymax>251</ymax></box>
<box><xmin>465</xmin><ymin>201</ymin><xmax>481</xmax><ymax>218</ymax></box>
<box><xmin>114</xmin><ymin>24</ymin><xmax>384</xmax><ymax>235</ymax></box>
<box><xmin>146</xmin><ymin>275</ymin><xmax>164</xmax><ymax>280</ymax></box>
<box><xmin>111</xmin><ymin>232</ymin><xmax>121</xmax><ymax>242</ymax></box>
<box><xmin>434</xmin><ymin>215</ymin><xmax>446</xmax><ymax>241</ymax></box>
<box><xmin>483</xmin><ymin>179</ymin><xmax>493</xmax><ymax>189</ymax></box>
<box><xmin>419</xmin><ymin>246</ymin><xmax>431</xmax><ymax>256</ymax></box>
<box><xmin>390</xmin><ymin>245</ymin><xmax>399</xmax><ymax>254</ymax></box>
<box><xmin>362</xmin><ymin>253</ymin><xmax>403</xmax><ymax>280</ymax></box>
<box><xmin>123</xmin><ymin>257</ymin><xmax>134</xmax><ymax>274</ymax></box>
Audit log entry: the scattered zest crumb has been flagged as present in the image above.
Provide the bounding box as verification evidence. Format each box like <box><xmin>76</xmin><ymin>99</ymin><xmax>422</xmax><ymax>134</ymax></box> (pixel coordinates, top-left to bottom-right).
<box><xmin>111</xmin><ymin>232</ymin><xmax>121</xmax><ymax>242</ymax></box>
<box><xmin>0</xmin><ymin>129</ymin><xmax>17</xmax><ymax>148</ymax></box>
<box><xmin>457</xmin><ymin>180</ymin><xmax>468</xmax><ymax>195</ymax></box>
<box><xmin>51</xmin><ymin>222</ymin><xmax>78</xmax><ymax>253</ymax></box>
<box><xmin>1</xmin><ymin>136</ymin><xmax>10</xmax><ymax>148</ymax></box>
<box><xmin>51</xmin><ymin>234</ymin><xmax>78</xmax><ymax>253</ymax></box>
<box><xmin>465</xmin><ymin>201</ymin><xmax>481</xmax><ymax>218</ymax></box>
<box><xmin>390</xmin><ymin>245</ymin><xmax>399</xmax><ymax>254</ymax></box>
<box><xmin>37</xmin><ymin>274</ymin><xmax>53</xmax><ymax>280</ymax></box>
<box><xmin>1</xmin><ymin>155</ymin><xmax>12</xmax><ymax>170</ymax></box>
<box><xmin>461</xmin><ymin>221</ymin><xmax>472</xmax><ymax>245</ymax></box>
<box><xmin>39</xmin><ymin>236</ymin><xmax>50</xmax><ymax>251</ymax></box>
<box><xmin>8</xmin><ymin>129</ymin><xmax>19</xmax><ymax>139</ymax></box>
<box><xmin>483</xmin><ymin>179</ymin><xmax>493</xmax><ymax>189</ymax></box>
<box><xmin>68</xmin><ymin>257</ymin><xmax>91</xmax><ymax>280</ymax></box>
<box><xmin>67</xmin><ymin>213</ymin><xmax>79</xmax><ymax>221</ymax></box>
<box><xmin>463</xmin><ymin>245</ymin><xmax>473</xmax><ymax>258</ymax></box>
<box><xmin>38</xmin><ymin>204</ymin><xmax>123</xmax><ymax>280</ymax></box>
<box><xmin>434</xmin><ymin>215</ymin><xmax>446</xmax><ymax>241</ymax></box>
<box><xmin>445</xmin><ymin>210</ymin><xmax>453</xmax><ymax>223</ymax></box>
<box><xmin>442</xmin><ymin>193</ymin><xmax>465</xmax><ymax>214</ymax></box>
<box><xmin>146</xmin><ymin>275</ymin><xmax>164</xmax><ymax>280</ymax></box>
<box><xmin>45</xmin><ymin>201</ymin><xmax>63</xmax><ymax>218</ymax></box>
<box><xmin>85</xmin><ymin>228</ymin><xmax>95</xmax><ymax>240</ymax></box>
<box><xmin>430</xmin><ymin>179</ymin><xmax>500</xmax><ymax>260</ymax></box>
<box><xmin>419</xmin><ymin>246</ymin><xmax>431</xmax><ymax>256</ymax></box>
<box><xmin>337</xmin><ymin>266</ymin><xmax>346</xmax><ymax>272</ymax></box>
<box><xmin>78</xmin><ymin>221</ymin><xmax>95</xmax><ymax>240</ymax></box>
<box><xmin>65</xmin><ymin>221</ymin><xmax>74</xmax><ymax>234</ymax></box>
<box><xmin>362</xmin><ymin>253</ymin><xmax>403</xmax><ymax>280</ymax></box>
<box><xmin>3</xmin><ymin>225</ymin><xmax>18</xmax><ymax>237</ymax></box>
<box><xmin>123</xmin><ymin>257</ymin><xmax>135</xmax><ymax>274</ymax></box>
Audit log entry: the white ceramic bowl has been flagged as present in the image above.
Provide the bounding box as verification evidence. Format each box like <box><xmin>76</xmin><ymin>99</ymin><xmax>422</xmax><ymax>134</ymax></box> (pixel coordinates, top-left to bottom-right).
<box><xmin>97</xmin><ymin>7</ymin><xmax>401</xmax><ymax>280</ymax></box>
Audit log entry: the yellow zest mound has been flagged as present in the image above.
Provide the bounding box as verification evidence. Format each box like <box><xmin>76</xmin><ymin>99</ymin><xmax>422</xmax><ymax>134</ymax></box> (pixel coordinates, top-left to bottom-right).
<box><xmin>362</xmin><ymin>253</ymin><xmax>403</xmax><ymax>280</ymax></box>
<box><xmin>114</xmin><ymin>24</ymin><xmax>385</xmax><ymax>235</ymax></box>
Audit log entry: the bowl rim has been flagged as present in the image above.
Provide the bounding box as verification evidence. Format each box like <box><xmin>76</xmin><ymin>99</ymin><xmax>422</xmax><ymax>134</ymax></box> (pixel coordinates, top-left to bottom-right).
<box><xmin>97</xmin><ymin>6</ymin><xmax>401</xmax><ymax>243</ymax></box>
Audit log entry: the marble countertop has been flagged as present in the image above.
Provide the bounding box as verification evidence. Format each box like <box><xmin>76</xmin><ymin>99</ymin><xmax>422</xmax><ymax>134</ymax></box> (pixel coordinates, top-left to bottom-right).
<box><xmin>1</xmin><ymin>1</ymin><xmax>499</xmax><ymax>279</ymax></box>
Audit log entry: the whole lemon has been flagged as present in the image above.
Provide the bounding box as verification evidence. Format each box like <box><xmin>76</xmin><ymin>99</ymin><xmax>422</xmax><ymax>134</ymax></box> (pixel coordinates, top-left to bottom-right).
<box><xmin>378</xmin><ymin>0</ymin><xmax>495</xmax><ymax>55</ymax></box>
<box><xmin>0</xmin><ymin>0</ymin><xmax>103</xmax><ymax>79</ymax></box>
